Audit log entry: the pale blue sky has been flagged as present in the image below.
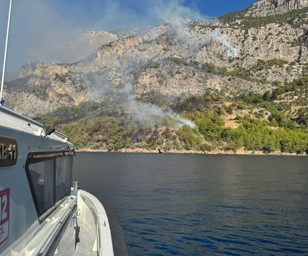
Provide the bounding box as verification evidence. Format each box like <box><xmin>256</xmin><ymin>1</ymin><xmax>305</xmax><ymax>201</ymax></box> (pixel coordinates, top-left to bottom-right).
<box><xmin>0</xmin><ymin>0</ymin><xmax>257</xmax><ymax>72</ymax></box>
<box><xmin>50</xmin><ymin>0</ymin><xmax>256</xmax><ymax>25</ymax></box>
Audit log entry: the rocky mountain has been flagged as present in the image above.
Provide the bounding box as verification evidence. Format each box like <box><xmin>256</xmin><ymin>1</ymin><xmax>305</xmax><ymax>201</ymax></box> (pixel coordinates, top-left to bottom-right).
<box><xmin>5</xmin><ymin>2</ymin><xmax>307</xmax><ymax>116</ymax></box>
<box><xmin>245</xmin><ymin>0</ymin><xmax>308</xmax><ymax>17</ymax></box>
<box><xmin>2</xmin><ymin>0</ymin><xmax>308</xmax><ymax>153</ymax></box>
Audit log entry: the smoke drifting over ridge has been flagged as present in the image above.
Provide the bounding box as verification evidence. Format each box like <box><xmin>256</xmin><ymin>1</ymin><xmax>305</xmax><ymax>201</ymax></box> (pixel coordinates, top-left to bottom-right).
<box><xmin>82</xmin><ymin>2</ymin><xmax>238</xmax><ymax>130</ymax></box>
<box><xmin>126</xmin><ymin>85</ymin><xmax>196</xmax><ymax>128</ymax></box>
<box><xmin>210</xmin><ymin>31</ymin><xmax>238</xmax><ymax>59</ymax></box>
<box><xmin>154</xmin><ymin>0</ymin><xmax>204</xmax><ymax>26</ymax></box>
<box><xmin>1</xmin><ymin>0</ymin><xmax>239</xmax><ymax>130</ymax></box>
<box><xmin>0</xmin><ymin>0</ymin><xmax>82</xmax><ymax>73</ymax></box>
<box><xmin>0</xmin><ymin>0</ymin><xmax>238</xmax><ymax>75</ymax></box>
<box><xmin>83</xmin><ymin>18</ymin><xmax>238</xmax><ymax>129</ymax></box>
<box><xmin>87</xmin><ymin>80</ymin><xmax>196</xmax><ymax>128</ymax></box>
<box><xmin>0</xmin><ymin>0</ymin><xmax>208</xmax><ymax>73</ymax></box>
<box><xmin>153</xmin><ymin>0</ymin><xmax>238</xmax><ymax>60</ymax></box>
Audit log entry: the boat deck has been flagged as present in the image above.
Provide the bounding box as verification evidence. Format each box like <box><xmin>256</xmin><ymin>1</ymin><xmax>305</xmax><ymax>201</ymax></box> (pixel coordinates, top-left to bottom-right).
<box><xmin>55</xmin><ymin>216</ymin><xmax>97</xmax><ymax>256</ymax></box>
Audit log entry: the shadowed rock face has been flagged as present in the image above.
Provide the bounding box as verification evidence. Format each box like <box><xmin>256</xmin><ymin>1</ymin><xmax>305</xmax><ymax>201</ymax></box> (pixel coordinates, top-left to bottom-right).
<box><xmin>245</xmin><ymin>0</ymin><xmax>308</xmax><ymax>17</ymax></box>
<box><xmin>4</xmin><ymin>1</ymin><xmax>308</xmax><ymax>117</ymax></box>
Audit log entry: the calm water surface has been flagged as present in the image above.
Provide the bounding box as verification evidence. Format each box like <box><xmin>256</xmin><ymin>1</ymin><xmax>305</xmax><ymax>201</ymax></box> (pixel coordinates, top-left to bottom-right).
<box><xmin>73</xmin><ymin>153</ymin><xmax>308</xmax><ymax>255</ymax></box>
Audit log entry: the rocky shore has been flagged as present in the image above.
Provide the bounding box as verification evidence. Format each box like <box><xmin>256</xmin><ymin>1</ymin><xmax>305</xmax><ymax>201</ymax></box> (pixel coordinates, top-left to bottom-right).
<box><xmin>76</xmin><ymin>147</ymin><xmax>306</xmax><ymax>156</ymax></box>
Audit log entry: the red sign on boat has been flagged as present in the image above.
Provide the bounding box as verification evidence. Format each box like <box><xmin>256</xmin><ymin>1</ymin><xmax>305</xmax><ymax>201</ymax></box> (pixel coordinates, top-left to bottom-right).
<box><xmin>0</xmin><ymin>188</ymin><xmax>9</xmax><ymax>246</ymax></box>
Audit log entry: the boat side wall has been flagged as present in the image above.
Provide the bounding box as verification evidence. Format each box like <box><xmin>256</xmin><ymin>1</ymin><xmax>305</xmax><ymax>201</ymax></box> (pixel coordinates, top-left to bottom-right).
<box><xmin>0</xmin><ymin>124</ymin><xmax>72</xmax><ymax>254</ymax></box>
<box><xmin>78</xmin><ymin>189</ymin><xmax>114</xmax><ymax>256</ymax></box>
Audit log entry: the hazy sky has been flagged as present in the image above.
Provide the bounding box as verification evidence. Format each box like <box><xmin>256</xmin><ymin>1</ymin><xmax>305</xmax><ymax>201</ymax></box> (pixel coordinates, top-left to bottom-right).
<box><xmin>0</xmin><ymin>0</ymin><xmax>256</xmax><ymax>73</ymax></box>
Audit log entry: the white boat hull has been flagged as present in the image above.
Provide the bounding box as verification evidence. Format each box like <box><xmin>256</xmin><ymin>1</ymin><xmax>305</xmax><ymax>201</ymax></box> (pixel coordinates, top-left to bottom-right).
<box><xmin>0</xmin><ymin>106</ymin><xmax>115</xmax><ymax>255</ymax></box>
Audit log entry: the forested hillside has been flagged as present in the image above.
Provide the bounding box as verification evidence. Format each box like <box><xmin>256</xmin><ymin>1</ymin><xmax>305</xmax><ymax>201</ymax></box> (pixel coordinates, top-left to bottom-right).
<box><xmin>37</xmin><ymin>72</ymin><xmax>307</xmax><ymax>154</ymax></box>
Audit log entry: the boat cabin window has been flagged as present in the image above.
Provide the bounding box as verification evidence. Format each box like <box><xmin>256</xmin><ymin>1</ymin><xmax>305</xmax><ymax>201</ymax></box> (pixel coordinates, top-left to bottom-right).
<box><xmin>25</xmin><ymin>152</ymin><xmax>73</xmax><ymax>219</ymax></box>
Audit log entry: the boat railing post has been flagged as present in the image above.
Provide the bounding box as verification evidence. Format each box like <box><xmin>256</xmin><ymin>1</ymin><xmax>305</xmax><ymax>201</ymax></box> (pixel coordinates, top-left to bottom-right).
<box><xmin>73</xmin><ymin>181</ymin><xmax>79</xmax><ymax>191</ymax></box>
<box><xmin>0</xmin><ymin>0</ymin><xmax>13</xmax><ymax>106</ymax></box>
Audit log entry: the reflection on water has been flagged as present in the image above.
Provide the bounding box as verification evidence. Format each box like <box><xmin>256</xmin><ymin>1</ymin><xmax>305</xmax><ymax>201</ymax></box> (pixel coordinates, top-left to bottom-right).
<box><xmin>74</xmin><ymin>153</ymin><xmax>308</xmax><ymax>255</ymax></box>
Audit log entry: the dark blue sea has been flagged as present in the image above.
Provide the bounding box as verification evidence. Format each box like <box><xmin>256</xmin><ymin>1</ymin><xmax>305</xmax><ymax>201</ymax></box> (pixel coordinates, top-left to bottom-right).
<box><xmin>73</xmin><ymin>153</ymin><xmax>308</xmax><ymax>255</ymax></box>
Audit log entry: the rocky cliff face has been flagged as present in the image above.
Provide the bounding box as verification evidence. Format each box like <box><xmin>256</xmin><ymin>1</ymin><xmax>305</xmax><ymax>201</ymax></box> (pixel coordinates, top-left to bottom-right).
<box><xmin>245</xmin><ymin>0</ymin><xmax>308</xmax><ymax>17</ymax></box>
<box><xmin>4</xmin><ymin>0</ymin><xmax>308</xmax><ymax>117</ymax></box>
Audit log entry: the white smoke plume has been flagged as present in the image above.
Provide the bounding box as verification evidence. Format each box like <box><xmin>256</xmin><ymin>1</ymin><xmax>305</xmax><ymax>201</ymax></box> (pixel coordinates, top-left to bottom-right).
<box><xmin>127</xmin><ymin>95</ymin><xmax>196</xmax><ymax>128</ymax></box>
<box><xmin>0</xmin><ymin>0</ymin><xmax>203</xmax><ymax>73</ymax></box>
<box><xmin>210</xmin><ymin>31</ymin><xmax>239</xmax><ymax>59</ymax></box>
<box><xmin>1</xmin><ymin>0</ymin><xmax>238</xmax><ymax>74</ymax></box>
<box><xmin>153</xmin><ymin>0</ymin><xmax>238</xmax><ymax>60</ymax></box>
<box><xmin>87</xmin><ymin>80</ymin><xmax>196</xmax><ymax>128</ymax></box>
<box><xmin>154</xmin><ymin>0</ymin><xmax>204</xmax><ymax>26</ymax></box>
<box><xmin>124</xmin><ymin>84</ymin><xmax>196</xmax><ymax>128</ymax></box>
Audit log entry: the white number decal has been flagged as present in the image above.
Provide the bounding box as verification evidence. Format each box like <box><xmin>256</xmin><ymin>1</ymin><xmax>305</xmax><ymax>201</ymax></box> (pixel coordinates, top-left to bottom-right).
<box><xmin>1</xmin><ymin>195</ymin><xmax>7</xmax><ymax>221</ymax></box>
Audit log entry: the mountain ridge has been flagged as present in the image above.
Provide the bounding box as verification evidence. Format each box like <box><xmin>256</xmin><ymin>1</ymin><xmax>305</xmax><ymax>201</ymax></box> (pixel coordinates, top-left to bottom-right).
<box><xmin>245</xmin><ymin>0</ymin><xmax>308</xmax><ymax>17</ymax></box>
<box><xmin>3</xmin><ymin>1</ymin><xmax>308</xmax><ymax>154</ymax></box>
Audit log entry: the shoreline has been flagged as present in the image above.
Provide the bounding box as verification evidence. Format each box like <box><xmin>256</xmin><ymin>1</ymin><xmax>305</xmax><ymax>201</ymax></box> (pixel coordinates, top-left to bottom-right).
<box><xmin>76</xmin><ymin>148</ymin><xmax>307</xmax><ymax>156</ymax></box>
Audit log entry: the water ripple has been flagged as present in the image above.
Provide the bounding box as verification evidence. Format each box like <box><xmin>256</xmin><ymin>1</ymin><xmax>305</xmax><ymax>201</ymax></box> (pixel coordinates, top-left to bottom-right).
<box><xmin>74</xmin><ymin>153</ymin><xmax>308</xmax><ymax>256</ymax></box>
